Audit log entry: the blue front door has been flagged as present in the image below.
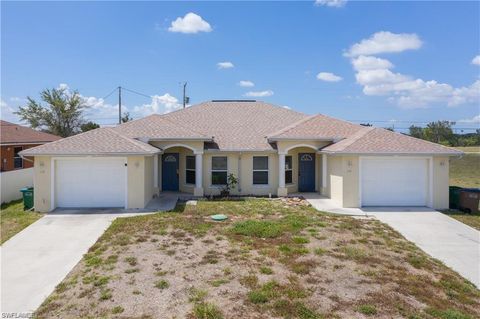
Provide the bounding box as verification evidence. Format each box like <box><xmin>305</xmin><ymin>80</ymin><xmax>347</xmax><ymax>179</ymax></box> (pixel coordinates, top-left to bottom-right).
<box><xmin>298</xmin><ymin>153</ymin><xmax>315</xmax><ymax>192</ymax></box>
<box><xmin>162</xmin><ymin>153</ymin><xmax>179</xmax><ymax>191</ymax></box>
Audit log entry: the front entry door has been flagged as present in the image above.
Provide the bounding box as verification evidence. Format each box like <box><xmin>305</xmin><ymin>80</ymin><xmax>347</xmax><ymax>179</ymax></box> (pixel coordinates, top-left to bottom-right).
<box><xmin>298</xmin><ymin>153</ymin><xmax>315</xmax><ymax>192</ymax></box>
<box><xmin>162</xmin><ymin>153</ymin><xmax>179</xmax><ymax>191</ymax></box>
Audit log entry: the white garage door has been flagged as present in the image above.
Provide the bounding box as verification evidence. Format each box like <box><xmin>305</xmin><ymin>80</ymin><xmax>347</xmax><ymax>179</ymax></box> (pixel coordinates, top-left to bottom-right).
<box><xmin>361</xmin><ymin>157</ymin><xmax>428</xmax><ymax>206</ymax></box>
<box><xmin>55</xmin><ymin>157</ymin><xmax>126</xmax><ymax>208</ymax></box>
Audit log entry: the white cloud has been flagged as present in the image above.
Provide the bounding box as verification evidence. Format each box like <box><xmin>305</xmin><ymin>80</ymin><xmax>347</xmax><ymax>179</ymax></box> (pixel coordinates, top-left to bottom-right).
<box><xmin>282</xmin><ymin>105</ymin><xmax>291</xmax><ymax>110</ymax></box>
<box><xmin>315</xmin><ymin>0</ymin><xmax>347</xmax><ymax>8</ymax></box>
<box><xmin>316</xmin><ymin>72</ymin><xmax>343</xmax><ymax>82</ymax></box>
<box><xmin>168</xmin><ymin>12</ymin><xmax>212</xmax><ymax>34</ymax></box>
<box><xmin>345</xmin><ymin>31</ymin><xmax>422</xmax><ymax>57</ymax></box>
<box><xmin>472</xmin><ymin>55</ymin><xmax>480</xmax><ymax>65</ymax></box>
<box><xmin>458</xmin><ymin>114</ymin><xmax>480</xmax><ymax>124</ymax></box>
<box><xmin>244</xmin><ymin>90</ymin><xmax>274</xmax><ymax>97</ymax></box>
<box><xmin>351</xmin><ymin>55</ymin><xmax>394</xmax><ymax>70</ymax></box>
<box><xmin>0</xmin><ymin>99</ymin><xmax>21</xmax><ymax>123</ymax></box>
<box><xmin>217</xmin><ymin>61</ymin><xmax>234</xmax><ymax>69</ymax></box>
<box><xmin>133</xmin><ymin>93</ymin><xmax>182</xmax><ymax>116</ymax></box>
<box><xmin>239</xmin><ymin>80</ymin><xmax>254</xmax><ymax>87</ymax></box>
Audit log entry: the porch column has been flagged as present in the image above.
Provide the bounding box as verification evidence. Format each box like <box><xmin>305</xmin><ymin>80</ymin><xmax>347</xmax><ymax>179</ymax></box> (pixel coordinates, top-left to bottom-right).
<box><xmin>321</xmin><ymin>154</ymin><xmax>327</xmax><ymax>195</ymax></box>
<box><xmin>194</xmin><ymin>152</ymin><xmax>204</xmax><ymax>196</ymax></box>
<box><xmin>277</xmin><ymin>152</ymin><xmax>288</xmax><ymax>197</ymax></box>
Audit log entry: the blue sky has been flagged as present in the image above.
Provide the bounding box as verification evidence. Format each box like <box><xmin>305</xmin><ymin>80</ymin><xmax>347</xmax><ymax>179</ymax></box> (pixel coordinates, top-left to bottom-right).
<box><xmin>1</xmin><ymin>1</ymin><xmax>479</xmax><ymax>132</ymax></box>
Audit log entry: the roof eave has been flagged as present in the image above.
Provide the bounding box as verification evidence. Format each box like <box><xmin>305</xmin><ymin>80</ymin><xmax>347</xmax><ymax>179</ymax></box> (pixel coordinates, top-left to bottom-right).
<box><xmin>19</xmin><ymin>151</ymin><xmax>161</xmax><ymax>157</ymax></box>
<box><xmin>147</xmin><ymin>137</ymin><xmax>214</xmax><ymax>142</ymax></box>
<box><xmin>267</xmin><ymin>137</ymin><xmax>337</xmax><ymax>142</ymax></box>
<box><xmin>318</xmin><ymin>150</ymin><xmax>464</xmax><ymax>157</ymax></box>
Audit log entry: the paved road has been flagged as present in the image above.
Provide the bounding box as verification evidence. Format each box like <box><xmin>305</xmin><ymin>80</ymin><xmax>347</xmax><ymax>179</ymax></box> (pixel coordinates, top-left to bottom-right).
<box><xmin>366</xmin><ymin>209</ymin><xmax>480</xmax><ymax>288</ymax></box>
<box><xmin>0</xmin><ymin>210</ymin><xmax>145</xmax><ymax>314</ymax></box>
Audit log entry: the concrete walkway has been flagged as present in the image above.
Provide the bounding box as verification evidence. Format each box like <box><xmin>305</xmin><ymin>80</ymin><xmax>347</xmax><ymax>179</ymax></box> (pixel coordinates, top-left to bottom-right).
<box><xmin>300</xmin><ymin>193</ymin><xmax>480</xmax><ymax>288</ymax></box>
<box><xmin>0</xmin><ymin>210</ymin><xmax>154</xmax><ymax>315</ymax></box>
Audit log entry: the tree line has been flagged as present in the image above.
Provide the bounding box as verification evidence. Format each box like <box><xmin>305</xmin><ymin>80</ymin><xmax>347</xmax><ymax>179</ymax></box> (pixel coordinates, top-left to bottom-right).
<box><xmin>409</xmin><ymin>121</ymin><xmax>479</xmax><ymax>147</ymax></box>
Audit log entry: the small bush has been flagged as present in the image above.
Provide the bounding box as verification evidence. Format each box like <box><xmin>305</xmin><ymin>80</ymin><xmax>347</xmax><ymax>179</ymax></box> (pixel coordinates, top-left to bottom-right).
<box><xmin>193</xmin><ymin>302</ymin><xmax>223</xmax><ymax>319</ymax></box>
<box><xmin>111</xmin><ymin>306</ymin><xmax>124</xmax><ymax>314</ymax></box>
<box><xmin>155</xmin><ymin>279</ymin><xmax>169</xmax><ymax>289</ymax></box>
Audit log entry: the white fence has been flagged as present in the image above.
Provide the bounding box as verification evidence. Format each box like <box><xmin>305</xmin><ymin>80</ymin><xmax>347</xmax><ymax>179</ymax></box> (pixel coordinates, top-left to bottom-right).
<box><xmin>1</xmin><ymin>168</ymin><xmax>34</xmax><ymax>204</ymax></box>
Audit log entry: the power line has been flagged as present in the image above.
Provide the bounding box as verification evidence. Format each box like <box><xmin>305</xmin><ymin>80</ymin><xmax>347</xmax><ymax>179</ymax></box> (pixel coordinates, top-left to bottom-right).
<box><xmin>101</xmin><ymin>87</ymin><xmax>118</xmax><ymax>101</ymax></box>
<box><xmin>122</xmin><ymin>87</ymin><xmax>152</xmax><ymax>99</ymax></box>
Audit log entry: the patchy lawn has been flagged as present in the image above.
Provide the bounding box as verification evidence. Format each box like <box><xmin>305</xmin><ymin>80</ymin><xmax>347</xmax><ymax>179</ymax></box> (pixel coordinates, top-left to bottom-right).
<box><xmin>450</xmin><ymin>148</ymin><xmax>480</xmax><ymax>188</ymax></box>
<box><xmin>36</xmin><ymin>199</ymin><xmax>480</xmax><ymax>319</ymax></box>
<box><xmin>442</xmin><ymin>210</ymin><xmax>480</xmax><ymax>231</ymax></box>
<box><xmin>1</xmin><ymin>199</ymin><xmax>43</xmax><ymax>244</ymax></box>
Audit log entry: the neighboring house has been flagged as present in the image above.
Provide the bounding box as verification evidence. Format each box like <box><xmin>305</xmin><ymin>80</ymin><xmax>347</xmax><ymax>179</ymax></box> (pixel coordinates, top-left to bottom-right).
<box><xmin>1</xmin><ymin>120</ymin><xmax>61</xmax><ymax>171</ymax></box>
<box><xmin>20</xmin><ymin>101</ymin><xmax>462</xmax><ymax>212</ymax></box>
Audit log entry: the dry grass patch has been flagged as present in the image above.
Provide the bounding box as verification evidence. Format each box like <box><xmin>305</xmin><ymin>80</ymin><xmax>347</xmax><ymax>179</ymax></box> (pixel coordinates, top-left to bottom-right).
<box><xmin>35</xmin><ymin>198</ymin><xmax>480</xmax><ymax>319</ymax></box>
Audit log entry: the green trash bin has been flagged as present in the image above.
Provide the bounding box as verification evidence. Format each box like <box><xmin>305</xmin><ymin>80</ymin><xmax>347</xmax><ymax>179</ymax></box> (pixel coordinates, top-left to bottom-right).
<box><xmin>449</xmin><ymin>186</ymin><xmax>462</xmax><ymax>209</ymax></box>
<box><xmin>20</xmin><ymin>187</ymin><xmax>34</xmax><ymax>210</ymax></box>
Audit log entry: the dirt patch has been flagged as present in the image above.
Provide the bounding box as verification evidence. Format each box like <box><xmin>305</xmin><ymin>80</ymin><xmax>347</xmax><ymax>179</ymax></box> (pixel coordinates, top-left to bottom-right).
<box><xmin>36</xmin><ymin>199</ymin><xmax>480</xmax><ymax>319</ymax></box>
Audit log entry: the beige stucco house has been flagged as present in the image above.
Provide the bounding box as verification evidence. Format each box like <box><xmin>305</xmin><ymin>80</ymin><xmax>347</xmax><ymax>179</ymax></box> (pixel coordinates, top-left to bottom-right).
<box><xmin>20</xmin><ymin>100</ymin><xmax>462</xmax><ymax>212</ymax></box>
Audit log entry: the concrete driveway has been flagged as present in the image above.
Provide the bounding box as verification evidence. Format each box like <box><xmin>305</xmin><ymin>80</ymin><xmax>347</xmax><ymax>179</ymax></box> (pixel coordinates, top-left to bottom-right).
<box><xmin>301</xmin><ymin>194</ymin><xmax>480</xmax><ymax>288</ymax></box>
<box><xmin>0</xmin><ymin>210</ymin><xmax>147</xmax><ymax>315</ymax></box>
<box><xmin>367</xmin><ymin>208</ymin><xmax>480</xmax><ymax>288</ymax></box>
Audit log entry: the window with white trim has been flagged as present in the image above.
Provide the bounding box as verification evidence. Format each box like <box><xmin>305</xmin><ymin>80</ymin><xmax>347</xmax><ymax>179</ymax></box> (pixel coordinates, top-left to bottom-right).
<box><xmin>14</xmin><ymin>147</ymin><xmax>23</xmax><ymax>169</ymax></box>
<box><xmin>285</xmin><ymin>155</ymin><xmax>293</xmax><ymax>184</ymax></box>
<box><xmin>211</xmin><ymin>156</ymin><xmax>227</xmax><ymax>185</ymax></box>
<box><xmin>253</xmin><ymin>156</ymin><xmax>269</xmax><ymax>185</ymax></box>
<box><xmin>186</xmin><ymin>156</ymin><xmax>195</xmax><ymax>184</ymax></box>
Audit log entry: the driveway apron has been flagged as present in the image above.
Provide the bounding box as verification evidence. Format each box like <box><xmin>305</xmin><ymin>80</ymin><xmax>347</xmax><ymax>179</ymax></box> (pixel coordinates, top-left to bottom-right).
<box><xmin>1</xmin><ymin>212</ymin><xmax>123</xmax><ymax>314</ymax></box>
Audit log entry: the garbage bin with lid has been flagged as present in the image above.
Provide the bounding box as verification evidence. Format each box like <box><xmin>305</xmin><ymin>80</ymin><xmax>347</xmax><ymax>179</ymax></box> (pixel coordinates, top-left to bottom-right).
<box><xmin>459</xmin><ymin>188</ymin><xmax>480</xmax><ymax>214</ymax></box>
<box><xmin>449</xmin><ymin>186</ymin><xmax>463</xmax><ymax>209</ymax></box>
<box><xmin>20</xmin><ymin>187</ymin><xmax>34</xmax><ymax>210</ymax></box>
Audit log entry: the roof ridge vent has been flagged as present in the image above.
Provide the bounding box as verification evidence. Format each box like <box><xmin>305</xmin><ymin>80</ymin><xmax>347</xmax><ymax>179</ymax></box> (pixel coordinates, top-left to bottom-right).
<box><xmin>211</xmin><ymin>99</ymin><xmax>256</xmax><ymax>102</ymax></box>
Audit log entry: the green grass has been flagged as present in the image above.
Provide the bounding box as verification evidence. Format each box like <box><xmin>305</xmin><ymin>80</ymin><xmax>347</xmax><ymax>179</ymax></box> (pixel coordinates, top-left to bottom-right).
<box><xmin>231</xmin><ymin>220</ymin><xmax>285</xmax><ymax>238</ymax></box>
<box><xmin>192</xmin><ymin>302</ymin><xmax>223</xmax><ymax>319</ymax></box>
<box><xmin>450</xmin><ymin>153</ymin><xmax>480</xmax><ymax>188</ymax></box>
<box><xmin>154</xmin><ymin>279</ymin><xmax>169</xmax><ymax>289</ymax></box>
<box><xmin>1</xmin><ymin>200</ymin><xmax>43</xmax><ymax>244</ymax></box>
<box><xmin>357</xmin><ymin>304</ymin><xmax>377</xmax><ymax>315</ymax></box>
<box><xmin>443</xmin><ymin>210</ymin><xmax>480</xmax><ymax>231</ymax></box>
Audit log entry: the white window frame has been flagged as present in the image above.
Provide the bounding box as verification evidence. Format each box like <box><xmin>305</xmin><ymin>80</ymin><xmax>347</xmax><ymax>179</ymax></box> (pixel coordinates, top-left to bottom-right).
<box><xmin>186</xmin><ymin>155</ymin><xmax>196</xmax><ymax>185</ymax></box>
<box><xmin>211</xmin><ymin>156</ymin><xmax>228</xmax><ymax>186</ymax></box>
<box><xmin>252</xmin><ymin>156</ymin><xmax>269</xmax><ymax>186</ymax></box>
<box><xmin>285</xmin><ymin>155</ymin><xmax>293</xmax><ymax>185</ymax></box>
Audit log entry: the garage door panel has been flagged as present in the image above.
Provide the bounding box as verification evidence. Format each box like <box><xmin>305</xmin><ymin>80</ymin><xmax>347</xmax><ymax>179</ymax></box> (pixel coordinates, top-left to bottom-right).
<box><xmin>55</xmin><ymin>158</ymin><xmax>126</xmax><ymax>208</ymax></box>
<box><xmin>361</xmin><ymin>158</ymin><xmax>428</xmax><ymax>206</ymax></box>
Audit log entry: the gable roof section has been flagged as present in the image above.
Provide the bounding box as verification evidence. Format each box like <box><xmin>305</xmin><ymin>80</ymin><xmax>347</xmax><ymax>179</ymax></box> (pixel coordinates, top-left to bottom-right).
<box><xmin>20</xmin><ymin>128</ymin><xmax>159</xmax><ymax>156</ymax></box>
<box><xmin>160</xmin><ymin>101</ymin><xmax>308</xmax><ymax>150</ymax></box>
<box><xmin>321</xmin><ymin>127</ymin><xmax>463</xmax><ymax>155</ymax></box>
<box><xmin>113</xmin><ymin>114</ymin><xmax>212</xmax><ymax>140</ymax></box>
<box><xmin>1</xmin><ymin>120</ymin><xmax>61</xmax><ymax>144</ymax></box>
<box><xmin>267</xmin><ymin>114</ymin><xmax>364</xmax><ymax>140</ymax></box>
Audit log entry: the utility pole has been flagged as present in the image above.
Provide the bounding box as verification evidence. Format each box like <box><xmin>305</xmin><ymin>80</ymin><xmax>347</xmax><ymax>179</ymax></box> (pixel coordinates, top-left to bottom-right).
<box><xmin>118</xmin><ymin>86</ymin><xmax>122</xmax><ymax>124</ymax></box>
<box><xmin>183</xmin><ymin>82</ymin><xmax>187</xmax><ymax>109</ymax></box>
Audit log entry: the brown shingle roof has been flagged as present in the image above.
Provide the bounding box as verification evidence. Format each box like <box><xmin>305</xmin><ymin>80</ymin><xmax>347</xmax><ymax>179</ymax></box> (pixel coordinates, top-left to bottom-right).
<box><xmin>321</xmin><ymin>127</ymin><xmax>463</xmax><ymax>155</ymax></box>
<box><xmin>15</xmin><ymin>101</ymin><xmax>463</xmax><ymax>156</ymax></box>
<box><xmin>19</xmin><ymin>127</ymin><xmax>159</xmax><ymax>156</ymax></box>
<box><xmin>160</xmin><ymin>101</ymin><xmax>307</xmax><ymax>150</ymax></box>
<box><xmin>0</xmin><ymin>120</ymin><xmax>61</xmax><ymax>144</ymax></box>
<box><xmin>267</xmin><ymin>114</ymin><xmax>364</xmax><ymax>140</ymax></box>
<box><xmin>113</xmin><ymin>114</ymin><xmax>212</xmax><ymax>140</ymax></box>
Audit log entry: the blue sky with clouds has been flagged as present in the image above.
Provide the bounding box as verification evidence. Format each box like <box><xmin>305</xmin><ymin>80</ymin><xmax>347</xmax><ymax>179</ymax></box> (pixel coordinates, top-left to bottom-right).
<box><xmin>1</xmin><ymin>1</ymin><xmax>479</xmax><ymax>132</ymax></box>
